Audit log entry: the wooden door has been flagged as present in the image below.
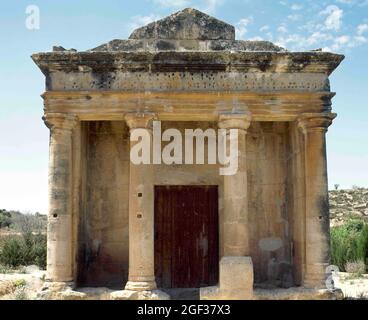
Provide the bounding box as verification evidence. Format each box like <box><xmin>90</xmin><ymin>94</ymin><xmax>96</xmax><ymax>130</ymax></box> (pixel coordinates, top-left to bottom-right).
<box><xmin>154</xmin><ymin>185</ymin><xmax>219</xmax><ymax>288</ymax></box>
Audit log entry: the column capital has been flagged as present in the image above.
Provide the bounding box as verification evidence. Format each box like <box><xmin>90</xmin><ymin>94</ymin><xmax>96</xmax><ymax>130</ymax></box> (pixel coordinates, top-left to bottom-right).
<box><xmin>125</xmin><ymin>112</ymin><xmax>156</xmax><ymax>130</ymax></box>
<box><xmin>218</xmin><ymin>112</ymin><xmax>252</xmax><ymax>131</ymax></box>
<box><xmin>43</xmin><ymin>113</ymin><xmax>78</xmax><ymax>132</ymax></box>
<box><xmin>297</xmin><ymin>113</ymin><xmax>336</xmax><ymax>134</ymax></box>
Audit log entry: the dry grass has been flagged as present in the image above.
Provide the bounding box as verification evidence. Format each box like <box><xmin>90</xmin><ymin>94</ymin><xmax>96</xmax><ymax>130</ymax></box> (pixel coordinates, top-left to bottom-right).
<box><xmin>345</xmin><ymin>260</ymin><xmax>366</xmax><ymax>276</ymax></box>
<box><xmin>0</xmin><ymin>280</ymin><xmax>16</xmax><ymax>296</ymax></box>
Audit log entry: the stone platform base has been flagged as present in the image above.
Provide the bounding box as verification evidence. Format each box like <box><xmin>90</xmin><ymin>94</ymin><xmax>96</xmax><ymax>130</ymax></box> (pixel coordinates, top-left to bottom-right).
<box><xmin>253</xmin><ymin>287</ymin><xmax>343</xmax><ymax>300</ymax></box>
<box><xmin>37</xmin><ymin>285</ymin><xmax>342</xmax><ymax>300</ymax></box>
<box><xmin>200</xmin><ymin>286</ymin><xmax>343</xmax><ymax>300</ymax></box>
<box><xmin>37</xmin><ymin>283</ymin><xmax>170</xmax><ymax>300</ymax></box>
<box><xmin>37</xmin><ymin>283</ymin><xmax>343</xmax><ymax>300</ymax></box>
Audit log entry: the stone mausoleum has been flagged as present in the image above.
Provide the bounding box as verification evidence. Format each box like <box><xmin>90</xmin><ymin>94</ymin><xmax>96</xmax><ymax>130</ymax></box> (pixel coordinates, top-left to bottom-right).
<box><xmin>33</xmin><ymin>8</ymin><xmax>344</xmax><ymax>300</ymax></box>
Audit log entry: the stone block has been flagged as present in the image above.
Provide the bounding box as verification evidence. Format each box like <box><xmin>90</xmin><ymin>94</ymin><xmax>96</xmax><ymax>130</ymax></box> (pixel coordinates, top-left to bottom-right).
<box><xmin>200</xmin><ymin>256</ymin><xmax>254</xmax><ymax>300</ymax></box>
<box><xmin>110</xmin><ymin>290</ymin><xmax>138</xmax><ymax>300</ymax></box>
<box><xmin>220</xmin><ymin>256</ymin><xmax>253</xmax><ymax>291</ymax></box>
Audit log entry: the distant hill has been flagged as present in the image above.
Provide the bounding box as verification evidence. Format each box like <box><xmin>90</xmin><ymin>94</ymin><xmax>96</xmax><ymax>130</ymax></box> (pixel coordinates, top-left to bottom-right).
<box><xmin>0</xmin><ymin>209</ymin><xmax>46</xmax><ymax>233</ymax></box>
<box><xmin>329</xmin><ymin>188</ymin><xmax>368</xmax><ymax>227</ymax></box>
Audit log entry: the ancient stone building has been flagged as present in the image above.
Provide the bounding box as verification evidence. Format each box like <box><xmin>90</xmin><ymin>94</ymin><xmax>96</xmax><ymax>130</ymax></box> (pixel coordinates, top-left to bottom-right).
<box><xmin>32</xmin><ymin>8</ymin><xmax>344</xmax><ymax>300</ymax></box>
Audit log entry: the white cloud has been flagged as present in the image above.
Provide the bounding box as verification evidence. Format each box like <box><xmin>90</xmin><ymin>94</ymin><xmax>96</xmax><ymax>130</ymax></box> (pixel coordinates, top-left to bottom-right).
<box><xmin>266</xmin><ymin>32</ymin><xmax>273</xmax><ymax>40</ymax></box>
<box><xmin>153</xmin><ymin>0</ymin><xmax>191</xmax><ymax>7</ymax></box>
<box><xmin>129</xmin><ymin>14</ymin><xmax>161</xmax><ymax>31</ymax></box>
<box><xmin>288</xmin><ymin>14</ymin><xmax>301</xmax><ymax>21</ymax></box>
<box><xmin>291</xmin><ymin>4</ymin><xmax>303</xmax><ymax>10</ymax></box>
<box><xmin>235</xmin><ymin>16</ymin><xmax>254</xmax><ymax>39</ymax></box>
<box><xmin>277</xmin><ymin>25</ymin><xmax>288</xmax><ymax>33</ymax></box>
<box><xmin>357</xmin><ymin>23</ymin><xmax>368</xmax><ymax>35</ymax></box>
<box><xmin>276</xmin><ymin>30</ymin><xmax>365</xmax><ymax>52</ymax></box>
<box><xmin>260</xmin><ymin>25</ymin><xmax>270</xmax><ymax>32</ymax></box>
<box><xmin>320</xmin><ymin>5</ymin><xmax>343</xmax><ymax>31</ymax></box>
<box><xmin>354</xmin><ymin>35</ymin><xmax>368</xmax><ymax>44</ymax></box>
<box><xmin>336</xmin><ymin>0</ymin><xmax>368</xmax><ymax>6</ymax></box>
<box><xmin>336</xmin><ymin>0</ymin><xmax>354</xmax><ymax>3</ymax></box>
<box><xmin>335</xmin><ymin>35</ymin><xmax>350</xmax><ymax>45</ymax></box>
<box><xmin>324</xmin><ymin>34</ymin><xmax>366</xmax><ymax>51</ymax></box>
<box><xmin>202</xmin><ymin>0</ymin><xmax>224</xmax><ymax>14</ymax></box>
<box><xmin>306</xmin><ymin>31</ymin><xmax>333</xmax><ymax>45</ymax></box>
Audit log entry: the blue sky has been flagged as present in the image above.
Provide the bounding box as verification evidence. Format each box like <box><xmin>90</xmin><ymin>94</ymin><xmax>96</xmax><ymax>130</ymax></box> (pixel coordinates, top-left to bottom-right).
<box><xmin>0</xmin><ymin>0</ymin><xmax>367</xmax><ymax>213</ymax></box>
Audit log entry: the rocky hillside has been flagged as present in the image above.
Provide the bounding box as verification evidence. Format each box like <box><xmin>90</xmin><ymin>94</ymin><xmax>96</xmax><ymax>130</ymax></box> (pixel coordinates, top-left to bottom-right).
<box><xmin>330</xmin><ymin>188</ymin><xmax>368</xmax><ymax>227</ymax></box>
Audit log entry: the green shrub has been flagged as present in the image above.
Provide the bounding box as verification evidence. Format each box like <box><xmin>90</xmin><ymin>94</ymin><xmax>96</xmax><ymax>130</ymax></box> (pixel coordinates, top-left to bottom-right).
<box><xmin>0</xmin><ymin>209</ymin><xmax>12</xmax><ymax>228</ymax></box>
<box><xmin>14</xmin><ymin>279</ymin><xmax>26</xmax><ymax>288</ymax></box>
<box><xmin>30</xmin><ymin>233</ymin><xmax>47</xmax><ymax>269</ymax></box>
<box><xmin>0</xmin><ymin>238</ymin><xmax>24</xmax><ymax>268</ymax></box>
<box><xmin>0</xmin><ymin>264</ymin><xmax>12</xmax><ymax>274</ymax></box>
<box><xmin>0</xmin><ymin>233</ymin><xmax>46</xmax><ymax>269</ymax></box>
<box><xmin>357</xmin><ymin>223</ymin><xmax>368</xmax><ymax>266</ymax></box>
<box><xmin>331</xmin><ymin>220</ymin><xmax>368</xmax><ymax>272</ymax></box>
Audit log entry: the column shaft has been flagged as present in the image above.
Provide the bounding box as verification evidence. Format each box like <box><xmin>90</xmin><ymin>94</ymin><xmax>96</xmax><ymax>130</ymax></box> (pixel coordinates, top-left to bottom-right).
<box><xmin>298</xmin><ymin>113</ymin><xmax>336</xmax><ymax>288</ymax></box>
<box><xmin>43</xmin><ymin>113</ymin><xmax>78</xmax><ymax>283</ymax></box>
<box><xmin>219</xmin><ymin>113</ymin><xmax>252</xmax><ymax>256</ymax></box>
<box><xmin>125</xmin><ymin>113</ymin><xmax>156</xmax><ymax>291</ymax></box>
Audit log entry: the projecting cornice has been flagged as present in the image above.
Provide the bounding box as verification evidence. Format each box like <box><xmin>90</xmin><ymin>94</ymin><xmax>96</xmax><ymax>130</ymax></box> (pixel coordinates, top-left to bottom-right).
<box><xmin>32</xmin><ymin>51</ymin><xmax>344</xmax><ymax>76</ymax></box>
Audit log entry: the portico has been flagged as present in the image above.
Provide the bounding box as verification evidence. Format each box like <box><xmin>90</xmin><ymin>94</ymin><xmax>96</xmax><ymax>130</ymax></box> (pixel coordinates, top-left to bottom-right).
<box><xmin>33</xmin><ymin>8</ymin><xmax>344</xmax><ymax>300</ymax></box>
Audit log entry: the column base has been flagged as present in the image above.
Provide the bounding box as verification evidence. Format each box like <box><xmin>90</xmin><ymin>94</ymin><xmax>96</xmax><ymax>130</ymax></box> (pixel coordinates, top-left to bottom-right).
<box><xmin>111</xmin><ymin>289</ymin><xmax>170</xmax><ymax>300</ymax></box>
<box><xmin>303</xmin><ymin>263</ymin><xmax>329</xmax><ymax>289</ymax></box>
<box><xmin>303</xmin><ymin>276</ymin><xmax>328</xmax><ymax>289</ymax></box>
<box><xmin>125</xmin><ymin>280</ymin><xmax>157</xmax><ymax>291</ymax></box>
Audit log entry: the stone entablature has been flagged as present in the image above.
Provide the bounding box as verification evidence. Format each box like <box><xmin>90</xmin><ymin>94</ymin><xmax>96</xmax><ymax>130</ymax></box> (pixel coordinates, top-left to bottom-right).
<box><xmin>33</xmin><ymin>51</ymin><xmax>342</xmax><ymax>92</ymax></box>
<box><xmin>41</xmin><ymin>91</ymin><xmax>334</xmax><ymax>122</ymax></box>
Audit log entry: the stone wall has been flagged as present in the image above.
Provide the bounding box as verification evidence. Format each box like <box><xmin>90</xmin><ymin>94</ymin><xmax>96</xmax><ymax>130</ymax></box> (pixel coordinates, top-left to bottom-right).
<box><xmin>247</xmin><ymin>122</ymin><xmax>293</xmax><ymax>287</ymax></box>
<box><xmin>77</xmin><ymin>121</ymin><xmax>130</xmax><ymax>287</ymax></box>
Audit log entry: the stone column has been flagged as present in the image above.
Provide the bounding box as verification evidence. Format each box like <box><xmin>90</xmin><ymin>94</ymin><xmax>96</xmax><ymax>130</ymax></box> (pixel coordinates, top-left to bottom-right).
<box><xmin>201</xmin><ymin>113</ymin><xmax>253</xmax><ymax>300</ymax></box>
<box><xmin>218</xmin><ymin>113</ymin><xmax>252</xmax><ymax>256</ymax></box>
<box><xmin>43</xmin><ymin>113</ymin><xmax>78</xmax><ymax>284</ymax></box>
<box><xmin>297</xmin><ymin>112</ymin><xmax>336</xmax><ymax>288</ymax></box>
<box><xmin>124</xmin><ymin>112</ymin><xmax>157</xmax><ymax>291</ymax></box>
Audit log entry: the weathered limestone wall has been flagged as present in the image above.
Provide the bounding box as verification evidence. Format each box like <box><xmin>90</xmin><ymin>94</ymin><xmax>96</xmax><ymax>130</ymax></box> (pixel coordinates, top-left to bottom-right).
<box><xmin>247</xmin><ymin>122</ymin><xmax>293</xmax><ymax>287</ymax></box>
<box><xmin>77</xmin><ymin>121</ymin><xmax>130</xmax><ymax>287</ymax></box>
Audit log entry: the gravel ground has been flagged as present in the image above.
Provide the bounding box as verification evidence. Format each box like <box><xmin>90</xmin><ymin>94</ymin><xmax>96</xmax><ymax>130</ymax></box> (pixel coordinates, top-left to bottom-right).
<box><xmin>333</xmin><ymin>272</ymin><xmax>368</xmax><ymax>299</ymax></box>
<box><xmin>0</xmin><ymin>267</ymin><xmax>45</xmax><ymax>300</ymax></box>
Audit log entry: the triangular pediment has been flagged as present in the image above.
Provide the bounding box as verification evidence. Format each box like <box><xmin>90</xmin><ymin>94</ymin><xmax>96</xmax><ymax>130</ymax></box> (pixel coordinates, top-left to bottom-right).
<box><xmin>129</xmin><ymin>8</ymin><xmax>235</xmax><ymax>41</ymax></box>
